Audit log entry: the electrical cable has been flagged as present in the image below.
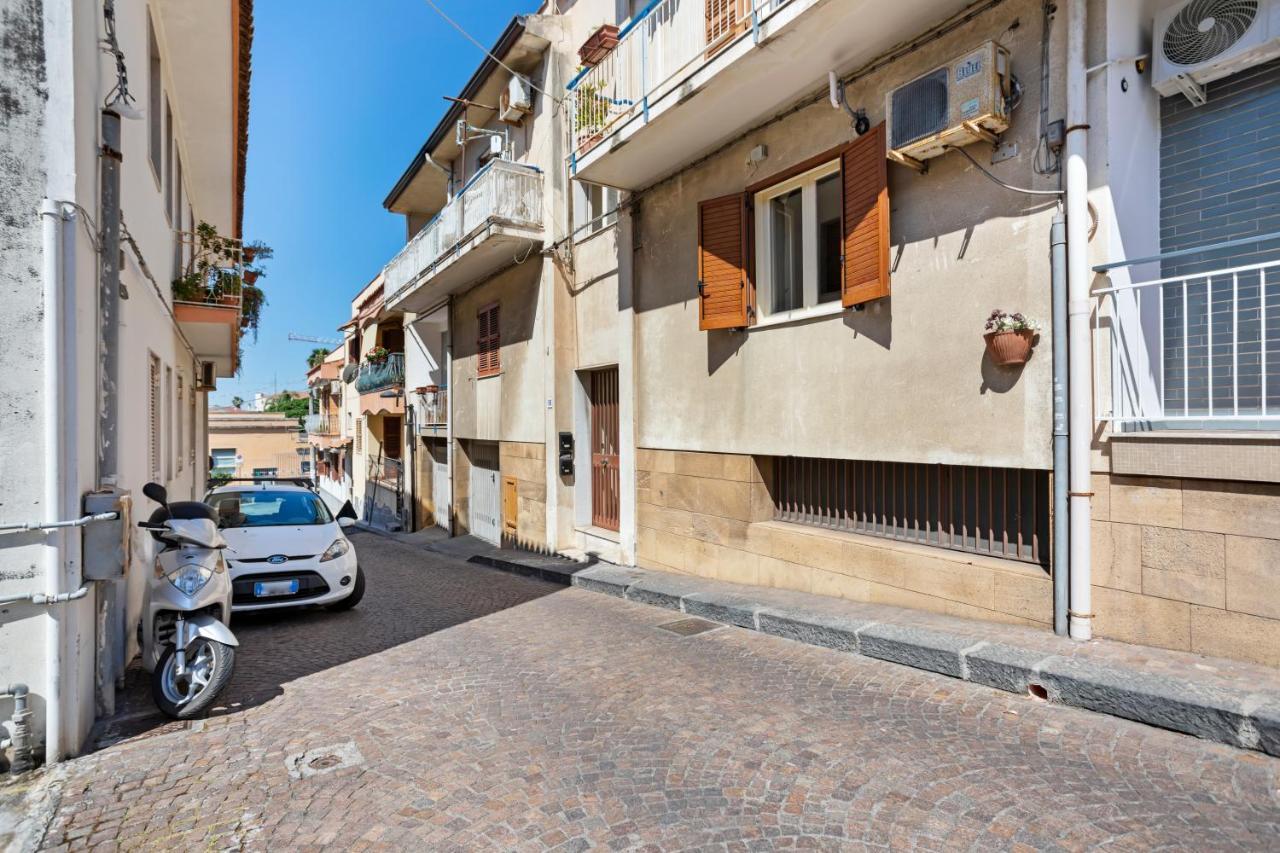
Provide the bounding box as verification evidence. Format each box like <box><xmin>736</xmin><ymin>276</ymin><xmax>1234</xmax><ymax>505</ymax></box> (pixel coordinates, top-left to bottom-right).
<box><xmin>421</xmin><ymin>0</ymin><xmax>565</xmax><ymax>106</ymax></box>
<box><xmin>946</xmin><ymin>145</ymin><xmax>1063</xmax><ymax>197</ymax></box>
<box><xmin>120</xmin><ymin>217</ymin><xmax>200</xmax><ymax>362</ymax></box>
<box><xmin>1033</xmin><ymin>0</ymin><xmax>1061</xmax><ymax>176</ymax></box>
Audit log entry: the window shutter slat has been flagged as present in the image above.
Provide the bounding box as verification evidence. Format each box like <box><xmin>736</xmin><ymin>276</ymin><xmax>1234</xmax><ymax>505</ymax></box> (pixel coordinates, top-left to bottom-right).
<box><xmin>697</xmin><ymin>193</ymin><xmax>753</xmax><ymax>330</ymax></box>
<box><xmin>841</xmin><ymin>123</ymin><xmax>890</xmax><ymax>308</ymax></box>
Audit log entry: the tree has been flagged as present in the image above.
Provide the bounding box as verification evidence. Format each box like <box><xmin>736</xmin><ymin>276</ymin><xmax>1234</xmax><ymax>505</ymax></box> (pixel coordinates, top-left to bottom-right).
<box><xmin>307</xmin><ymin>348</ymin><xmax>328</xmax><ymax>369</ymax></box>
<box><xmin>231</xmin><ymin>396</ymin><xmax>244</xmax><ymax>409</ymax></box>
<box><xmin>266</xmin><ymin>392</ymin><xmax>309</xmax><ymax>427</ymax></box>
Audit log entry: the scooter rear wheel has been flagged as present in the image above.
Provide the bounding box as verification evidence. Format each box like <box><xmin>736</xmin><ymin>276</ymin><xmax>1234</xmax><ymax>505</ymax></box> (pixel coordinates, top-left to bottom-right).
<box><xmin>153</xmin><ymin>638</ymin><xmax>235</xmax><ymax>719</ymax></box>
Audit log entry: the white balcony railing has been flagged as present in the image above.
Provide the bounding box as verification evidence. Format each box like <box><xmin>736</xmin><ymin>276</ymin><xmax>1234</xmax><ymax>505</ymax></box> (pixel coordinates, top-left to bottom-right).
<box><xmin>304</xmin><ymin>413</ymin><xmax>333</xmax><ymax>435</ymax></box>
<box><xmin>567</xmin><ymin>0</ymin><xmax>791</xmax><ymax>158</ymax></box>
<box><xmin>384</xmin><ymin>159</ymin><xmax>543</xmax><ymax>302</ymax></box>
<box><xmin>1094</xmin><ymin>257</ymin><xmax>1280</xmax><ymax>427</ymax></box>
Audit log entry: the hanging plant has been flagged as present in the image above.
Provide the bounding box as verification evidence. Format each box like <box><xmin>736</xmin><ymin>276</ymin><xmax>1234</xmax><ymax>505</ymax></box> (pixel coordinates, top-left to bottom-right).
<box><xmin>170</xmin><ymin>221</ymin><xmax>271</xmax><ymax>340</ymax></box>
<box><xmin>366</xmin><ymin>346</ymin><xmax>390</xmax><ymax>365</ymax></box>
<box><xmin>983</xmin><ymin>309</ymin><xmax>1039</xmax><ymax>367</ymax></box>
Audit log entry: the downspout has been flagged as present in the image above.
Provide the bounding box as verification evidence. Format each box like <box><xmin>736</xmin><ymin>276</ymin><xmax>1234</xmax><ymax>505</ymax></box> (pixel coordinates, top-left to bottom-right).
<box><xmin>1065</xmin><ymin>0</ymin><xmax>1092</xmax><ymax>640</ymax></box>
<box><xmin>446</xmin><ymin>298</ymin><xmax>455</xmax><ymax>536</ymax></box>
<box><xmin>99</xmin><ymin>109</ymin><xmax>122</xmax><ymax>486</ymax></box>
<box><xmin>40</xmin><ymin>199</ymin><xmax>69</xmax><ymax>764</ymax></box>
<box><xmin>1051</xmin><ymin>213</ymin><xmax>1069</xmax><ymax>636</ymax></box>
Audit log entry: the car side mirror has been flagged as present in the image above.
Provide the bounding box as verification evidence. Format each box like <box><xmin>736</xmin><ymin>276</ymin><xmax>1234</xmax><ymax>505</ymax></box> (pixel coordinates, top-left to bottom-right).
<box><xmin>338</xmin><ymin>517</ymin><xmax>357</xmax><ymax>529</ymax></box>
<box><xmin>337</xmin><ymin>501</ymin><xmax>357</xmax><ymax>521</ymax></box>
<box><xmin>142</xmin><ymin>482</ymin><xmax>168</xmax><ymax>506</ymax></box>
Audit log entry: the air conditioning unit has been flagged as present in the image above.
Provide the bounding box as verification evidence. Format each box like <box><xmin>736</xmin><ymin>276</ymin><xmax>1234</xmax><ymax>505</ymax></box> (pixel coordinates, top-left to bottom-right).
<box><xmin>885</xmin><ymin>41</ymin><xmax>1012</xmax><ymax>169</ymax></box>
<box><xmin>499</xmin><ymin>75</ymin><xmax>534</xmax><ymax>125</ymax></box>
<box><xmin>194</xmin><ymin>361</ymin><xmax>216</xmax><ymax>391</ymax></box>
<box><xmin>1153</xmin><ymin>0</ymin><xmax>1280</xmax><ymax>105</ymax></box>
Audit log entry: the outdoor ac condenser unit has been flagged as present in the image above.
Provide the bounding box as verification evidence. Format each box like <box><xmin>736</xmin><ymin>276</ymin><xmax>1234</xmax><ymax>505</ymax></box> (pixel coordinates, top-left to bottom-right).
<box><xmin>884</xmin><ymin>40</ymin><xmax>1012</xmax><ymax>168</ymax></box>
<box><xmin>195</xmin><ymin>361</ymin><xmax>216</xmax><ymax>391</ymax></box>
<box><xmin>1153</xmin><ymin>0</ymin><xmax>1280</xmax><ymax>105</ymax></box>
<box><xmin>500</xmin><ymin>75</ymin><xmax>534</xmax><ymax>125</ymax></box>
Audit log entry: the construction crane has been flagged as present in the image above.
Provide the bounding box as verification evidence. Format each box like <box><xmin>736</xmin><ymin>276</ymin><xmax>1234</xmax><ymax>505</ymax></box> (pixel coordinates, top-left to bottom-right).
<box><xmin>288</xmin><ymin>332</ymin><xmax>342</xmax><ymax>346</ymax></box>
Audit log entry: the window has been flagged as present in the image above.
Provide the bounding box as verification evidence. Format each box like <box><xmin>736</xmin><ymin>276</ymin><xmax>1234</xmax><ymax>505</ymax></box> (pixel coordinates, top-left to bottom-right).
<box><xmin>770</xmin><ymin>457</ymin><xmax>1049</xmax><ymax>566</ymax></box>
<box><xmin>176</xmin><ymin>374</ymin><xmax>185</xmax><ymax>473</ymax></box>
<box><xmin>210</xmin><ymin>448</ymin><xmax>237</xmax><ymax>475</ymax></box>
<box><xmin>756</xmin><ymin>161</ymin><xmax>843</xmax><ymax>317</ymax></box>
<box><xmin>148</xmin><ymin>15</ymin><xmax>162</xmax><ymax>179</ymax></box>
<box><xmin>163</xmin><ymin>99</ymin><xmax>174</xmax><ymax>224</ymax></box>
<box><xmin>164</xmin><ymin>366</ymin><xmax>173</xmax><ymax>481</ymax></box>
<box><xmin>477</xmin><ymin>303</ymin><xmax>500</xmax><ymax>377</ymax></box>
<box><xmin>354</xmin><ymin>417</ymin><xmax>363</xmax><ymax>453</ymax></box>
<box><xmin>148</xmin><ymin>355</ymin><xmax>162</xmax><ymax>480</ymax></box>
<box><xmin>573</xmin><ymin>181</ymin><xmax>618</xmax><ymax>235</ymax></box>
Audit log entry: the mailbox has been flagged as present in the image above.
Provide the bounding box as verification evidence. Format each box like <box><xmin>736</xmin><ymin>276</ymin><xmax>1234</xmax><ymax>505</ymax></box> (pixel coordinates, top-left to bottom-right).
<box><xmin>558</xmin><ymin>431</ymin><xmax>574</xmax><ymax>477</ymax></box>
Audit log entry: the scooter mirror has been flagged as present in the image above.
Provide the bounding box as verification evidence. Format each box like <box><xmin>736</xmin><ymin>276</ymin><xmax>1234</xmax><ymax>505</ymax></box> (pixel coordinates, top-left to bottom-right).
<box><xmin>142</xmin><ymin>482</ymin><xmax>168</xmax><ymax>506</ymax></box>
<box><xmin>337</xmin><ymin>501</ymin><xmax>357</xmax><ymax>521</ymax></box>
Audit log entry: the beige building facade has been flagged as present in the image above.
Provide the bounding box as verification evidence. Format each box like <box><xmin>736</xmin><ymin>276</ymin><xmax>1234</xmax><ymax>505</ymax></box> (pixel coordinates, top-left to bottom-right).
<box><xmin>208</xmin><ymin>408</ymin><xmax>308</xmax><ymax>481</ymax></box>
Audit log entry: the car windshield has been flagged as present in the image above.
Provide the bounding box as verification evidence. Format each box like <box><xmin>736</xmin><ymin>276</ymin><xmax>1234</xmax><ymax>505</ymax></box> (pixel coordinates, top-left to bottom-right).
<box><xmin>208</xmin><ymin>490</ymin><xmax>333</xmax><ymax>528</ymax></box>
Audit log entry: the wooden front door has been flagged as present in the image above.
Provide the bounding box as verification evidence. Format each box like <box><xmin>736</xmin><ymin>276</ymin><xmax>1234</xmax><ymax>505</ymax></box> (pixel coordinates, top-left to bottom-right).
<box><xmin>589</xmin><ymin>368</ymin><xmax>620</xmax><ymax>531</ymax></box>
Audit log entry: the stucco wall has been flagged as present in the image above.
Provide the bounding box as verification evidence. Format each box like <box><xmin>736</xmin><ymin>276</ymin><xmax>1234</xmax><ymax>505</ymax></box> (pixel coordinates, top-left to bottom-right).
<box><xmin>631</xmin><ymin>0</ymin><xmax>1056</xmax><ymax>470</ymax></box>
<box><xmin>451</xmin><ymin>261</ymin><xmax>545</xmax><ymax>445</ymax></box>
<box><xmin>501</xmin><ymin>440</ymin><xmax>548</xmax><ymax>550</ymax></box>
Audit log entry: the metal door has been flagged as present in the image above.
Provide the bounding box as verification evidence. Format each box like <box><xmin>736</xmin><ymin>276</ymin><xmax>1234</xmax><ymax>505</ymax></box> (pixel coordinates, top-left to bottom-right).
<box><xmin>590</xmin><ymin>368</ymin><xmax>620</xmax><ymax>531</ymax></box>
<box><xmin>432</xmin><ymin>459</ymin><xmax>450</xmax><ymax>531</ymax></box>
<box><xmin>468</xmin><ymin>442</ymin><xmax>501</xmax><ymax>545</ymax></box>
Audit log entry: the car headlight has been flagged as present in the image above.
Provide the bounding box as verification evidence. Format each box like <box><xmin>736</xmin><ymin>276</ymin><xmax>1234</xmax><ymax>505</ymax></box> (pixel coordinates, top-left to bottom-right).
<box><xmin>166</xmin><ymin>564</ymin><xmax>213</xmax><ymax>596</ymax></box>
<box><xmin>319</xmin><ymin>538</ymin><xmax>350</xmax><ymax>563</ymax></box>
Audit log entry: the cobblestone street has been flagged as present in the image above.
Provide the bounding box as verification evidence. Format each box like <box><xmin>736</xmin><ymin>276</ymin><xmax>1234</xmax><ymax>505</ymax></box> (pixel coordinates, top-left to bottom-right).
<box><xmin>26</xmin><ymin>532</ymin><xmax>1280</xmax><ymax>850</ymax></box>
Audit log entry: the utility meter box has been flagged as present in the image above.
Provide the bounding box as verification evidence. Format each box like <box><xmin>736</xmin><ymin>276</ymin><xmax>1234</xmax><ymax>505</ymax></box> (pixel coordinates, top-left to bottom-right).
<box><xmin>83</xmin><ymin>489</ymin><xmax>131</xmax><ymax>580</ymax></box>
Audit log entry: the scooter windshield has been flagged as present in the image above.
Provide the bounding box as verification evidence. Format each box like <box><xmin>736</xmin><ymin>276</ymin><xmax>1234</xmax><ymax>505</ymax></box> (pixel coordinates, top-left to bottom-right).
<box><xmin>164</xmin><ymin>518</ymin><xmax>225</xmax><ymax>549</ymax></box>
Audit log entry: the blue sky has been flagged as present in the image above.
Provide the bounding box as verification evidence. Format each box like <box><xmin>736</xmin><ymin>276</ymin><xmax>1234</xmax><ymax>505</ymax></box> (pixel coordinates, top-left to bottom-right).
<box><xmin>213</xmin><ymin>0</ymin><xmax>531</xmax><ymax>406</ymax></box>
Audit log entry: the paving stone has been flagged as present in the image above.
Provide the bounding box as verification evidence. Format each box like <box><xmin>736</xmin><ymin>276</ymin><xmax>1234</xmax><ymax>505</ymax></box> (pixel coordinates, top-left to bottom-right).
<box><xmin>623</xmin><ymin>572</ymin><xmax>707</xmax><ymax>612</ymax></box>
<box><xmin>571</xmin><ymin>565</ymin><xmax>650</xmax><ymax>598</ymax></box>
<box><xmin>9</xmin><ymin>531</ymin><xmax>1279</xmax><ymax>851</ymax></box>
<box><xmin>681</xmin><ymin>590</ymin><xmax>762</xmax><ymax>629</ymax></box>
<box><xmin>755</xmin><ymin>607</ymin><xmax>871</xmax><ymax>654</ymax></box>
<box><xmin>855</xmin><ymin>623</ymin><xmax>979</xmax><ymax>679</ymax></box>
<box><xmin>963</xmin><ymin>643</ymin><xmax>1049</xmax><ymax>695</ymax></box>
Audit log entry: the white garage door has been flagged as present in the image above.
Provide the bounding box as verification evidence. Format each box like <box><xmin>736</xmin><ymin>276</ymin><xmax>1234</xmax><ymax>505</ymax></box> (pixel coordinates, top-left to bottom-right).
<box><xmin>468</xmin><ymin>443</ymin><xmax>501</xmax><ymax>545</ymax></box>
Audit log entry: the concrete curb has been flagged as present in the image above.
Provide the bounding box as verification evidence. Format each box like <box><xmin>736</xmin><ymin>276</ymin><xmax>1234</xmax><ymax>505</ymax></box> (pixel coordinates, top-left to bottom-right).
<box><xmin>564</xmin><ymin>563</ymin><xmax>1280</xmax><ymax>758</ymax></box>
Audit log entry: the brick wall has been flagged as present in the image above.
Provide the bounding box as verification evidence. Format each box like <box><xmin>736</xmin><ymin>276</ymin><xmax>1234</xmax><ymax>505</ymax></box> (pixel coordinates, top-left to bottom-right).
<box><xmin>636</xmin><ymin>449</ymin><xmax>1052</xmax><ymax>629</ymax></box>
<box><xmin>1091</xmin><ymin>474</ymin><xmax>1280</xmax><ymax>666</ymax></box>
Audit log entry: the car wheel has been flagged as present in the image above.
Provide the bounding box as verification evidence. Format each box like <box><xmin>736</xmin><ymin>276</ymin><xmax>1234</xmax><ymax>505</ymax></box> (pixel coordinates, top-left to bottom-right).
<box><xmin>325</xmin><ymin>566</ymin><xmax>364</xmax><ymax>611</ymax></box>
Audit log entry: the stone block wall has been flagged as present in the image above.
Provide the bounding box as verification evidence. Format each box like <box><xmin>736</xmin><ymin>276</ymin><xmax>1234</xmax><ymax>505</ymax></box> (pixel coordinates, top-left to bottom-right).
<box><xmin>636</xmin><ymin>449</ymin><xmax>1053</xmax><ymax>629</ymax></box>
<box><xmin>500</xmin><ymin>441</ymin><xmax>547</xmax><ymax>551</ymax></box>
<box><xmin>1091</xmin><ymin>474</ymin><xmax>1280</xmax><ymax>666</ymax></box>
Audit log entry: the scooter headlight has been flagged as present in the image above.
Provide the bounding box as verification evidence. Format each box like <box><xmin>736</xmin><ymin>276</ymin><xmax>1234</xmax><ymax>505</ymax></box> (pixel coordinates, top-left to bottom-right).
<box><xmin>319</xmin><ymin>538</ymin><xmax>350</xmax><ymax>563</ymax></box>
<box><xmin>166</xmin><ymin>564</ymin><xmax>213</xmax><ymax>596</ymax></box>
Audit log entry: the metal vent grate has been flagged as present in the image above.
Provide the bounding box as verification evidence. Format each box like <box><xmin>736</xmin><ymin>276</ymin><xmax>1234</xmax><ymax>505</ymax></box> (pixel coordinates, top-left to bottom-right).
<box><xmin>656</xmin><ymin>618</ymin><xmax>721</xmax><ymax>636</ymax></box>
<box><xmin>890</xmin><ymin>68</ymin><xmax>949</xmax><ymax>149</ymax></box>
<box><xmin>1162</xmin><ymin>0</ymin><xmax>1259</xmax><ymax>66</ymax></box>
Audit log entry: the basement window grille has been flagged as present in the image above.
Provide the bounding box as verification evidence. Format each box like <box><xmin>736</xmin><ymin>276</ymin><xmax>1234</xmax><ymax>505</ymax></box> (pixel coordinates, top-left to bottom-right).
<box><xmin>770</xmin><ymin>457</ymin><xmax>1049</xmax><ymax>566</ymax></box>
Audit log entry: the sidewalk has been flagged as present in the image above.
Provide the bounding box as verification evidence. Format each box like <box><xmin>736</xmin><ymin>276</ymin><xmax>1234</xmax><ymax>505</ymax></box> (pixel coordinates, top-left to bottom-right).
<box><xmin>377</xmin><ymin>528</ymin><xmax>1280</xmax><ymax>758</ymax></box>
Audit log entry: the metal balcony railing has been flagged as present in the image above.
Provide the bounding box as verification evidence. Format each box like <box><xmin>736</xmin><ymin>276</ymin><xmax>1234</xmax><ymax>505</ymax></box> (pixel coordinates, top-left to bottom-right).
<box><xmin>354</xmin><ymin>353</ymin><xmax>405</xmax><ymax>394</ymax></box>
<box><xmin>566</xmin><ymin>0</ymin><xmax>791</xmax><ymax>158</ymax></box>
<box><xmin>1093</xmin><ymin>247</ymin><xmax>1280</xmax><ymax>428</ymax></box>
<box><xmin>417</xmin><ymin>386</ymin><xmax>448</xmax><ymax>428</ymax></box>
<box><xmin>383</xmin><ymin>159</ymin><xmax>543</xmax><ymax>302</ymax></box>
<box><xmin>304</xmin><ymin>413</ymin><xmax>333</xmax><ymax>435</ymax></box>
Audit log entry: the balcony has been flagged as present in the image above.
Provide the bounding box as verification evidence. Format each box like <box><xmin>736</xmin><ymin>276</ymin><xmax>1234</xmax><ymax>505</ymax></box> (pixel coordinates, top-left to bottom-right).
<box><xmin>304</xmin><ymin>413</ymin><xmax>333</xmax><ymax>434</ymax></box>
<box><xmin>357</xmin><ymin>354</ymin><xmax>405</xmax><ymax>416</ymax></box>
<box><xmin>383</xmin><ymin>159</ymin><xmax>544</xmax><ymax>312</ymax></box>
<box><xmin>173</xmin><ymin>265</ymin><xmax>242</xmax><ymax>379</ymax></box>
<box><xmin>1094</xmin><ymin>257</ymin><xmax>1280</xmax><ymax>429</ymax></box>
<box><xmin>566</xmin><ymin>0</ymin><xmax>972</xmax><ymax>190</ymax></box>
<box><xmin>414</xmin><ymin>386</ymin><xmax>448</xmax><ymax>435</ymax></box>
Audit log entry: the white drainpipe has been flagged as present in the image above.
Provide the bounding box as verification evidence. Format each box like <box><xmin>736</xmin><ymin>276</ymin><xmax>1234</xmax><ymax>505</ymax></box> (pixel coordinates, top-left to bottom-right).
<box><xmin>1065</xmin><ymin>0</ymin><xmax>1093</xmax><ymax>640</ymax></box>
<box><xmin>40</xmin><ymin>199</ymin><xmax>70</xmax><ymax>761</ymax></box>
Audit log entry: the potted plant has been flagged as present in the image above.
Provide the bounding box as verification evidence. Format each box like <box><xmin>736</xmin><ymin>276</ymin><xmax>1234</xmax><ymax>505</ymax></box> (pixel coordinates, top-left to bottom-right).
<box><xmin>366</xmin><ymin>346</ymin><xmax>390</xmax><ymax>365</ymax></box>
<box><xmin>579</xmin><ymin>24</ymin><xmax>620</xmax><ymax>66</ymax></box>
<box><xmin>171</xmin><ymin>221</ymin><xmax>271</xmax><ymax>340</ymax></box>
<box><xmin>983</xmin><ymin>309</ymin><xmax>1038</xmax><ymax>366</ymax></box>
<box><xmin>575</xmin><ymin>80</ymin><xmax>609</xmax><ymax>150</ymax></box>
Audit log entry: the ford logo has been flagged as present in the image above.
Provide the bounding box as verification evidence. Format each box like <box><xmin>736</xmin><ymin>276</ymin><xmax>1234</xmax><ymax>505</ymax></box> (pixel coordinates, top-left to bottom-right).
<box><xmin>267</xmin><ymin>554</ymin><xmax>288</xmax><ymax>565</ymax></box>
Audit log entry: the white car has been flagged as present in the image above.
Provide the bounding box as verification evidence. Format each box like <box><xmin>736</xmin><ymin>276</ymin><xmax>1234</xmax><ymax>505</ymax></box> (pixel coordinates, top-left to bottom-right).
<box><xmin>205</xmin><ymin>481</ymin><xmax>364</xmax><ymax>613</ymax></box>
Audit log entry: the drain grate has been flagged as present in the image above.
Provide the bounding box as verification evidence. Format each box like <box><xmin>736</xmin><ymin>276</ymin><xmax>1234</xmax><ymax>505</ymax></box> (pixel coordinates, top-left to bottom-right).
<box><xmin>285</xmin><ymin>741</ymin><xmax>365</xmax><ymax>780</ymax></box>
<box><xmin>657</xmin><ymin>617</ymin><xmax>720</xmax><ymax>637</ymax></box>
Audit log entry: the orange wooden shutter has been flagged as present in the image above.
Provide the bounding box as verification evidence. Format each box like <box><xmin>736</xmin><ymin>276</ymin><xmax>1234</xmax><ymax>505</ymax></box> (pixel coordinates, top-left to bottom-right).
<box><xmin>705</xmin><ymin>0</ymin><xmax>743</xmax><ymax>54</ymax></box>
<box><xmin>697</xmin><ymin>193</ymin><xmax>753</xmax><ymax>330</ymax></box>
<box><xmin>477</xmin><ymin>304</ymin><xmax>500</xmax><ymax>377</ymax></box>
<box><xmin>841</xmin><ymin>123</ymin><xmax>891</xmax><ymax>308</ymax></box>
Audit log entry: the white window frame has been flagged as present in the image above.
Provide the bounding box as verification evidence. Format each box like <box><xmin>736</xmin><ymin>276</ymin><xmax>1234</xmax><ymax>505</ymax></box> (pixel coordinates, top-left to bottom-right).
<box><xmin>753</xmin><ymin>159</ymin><xmax>844</xmax><ymax>328</ymax></box>
<box><xmin>573</xmin><ymin>181</ymin><xmax>618</xmax><ymax>236</ymax></box>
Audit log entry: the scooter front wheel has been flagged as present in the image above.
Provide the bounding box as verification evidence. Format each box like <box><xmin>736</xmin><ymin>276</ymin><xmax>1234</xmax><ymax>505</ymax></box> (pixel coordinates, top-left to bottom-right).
<box><xmin>152</xmin><ymin>638</ymin><xmax>235</xmax><ymax>719</ymax></box>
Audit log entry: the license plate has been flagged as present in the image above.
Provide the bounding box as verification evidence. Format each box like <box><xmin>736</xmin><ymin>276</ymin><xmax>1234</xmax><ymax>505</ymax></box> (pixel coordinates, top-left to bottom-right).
<box><xmin>254</xmin><ymin>579</ymin><xmax>299</xmax><ymax>598</ymax></box>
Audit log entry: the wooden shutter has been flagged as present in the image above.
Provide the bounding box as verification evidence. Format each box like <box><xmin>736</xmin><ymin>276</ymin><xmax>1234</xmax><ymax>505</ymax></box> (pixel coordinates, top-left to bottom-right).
<box><xmin>841</xmin><ymin>123</ymin><xmax>891</xmax><ymax>308</ymax></box>
<box><xmin>148</xmin><ymin>355</ymin><xmax>161</xmax><ymax>479</ymax></box>
<box><xmin>697</xmin><ymin>193</ymin><xmax>753</xmax><ymax>330</ymax></box>
<box><xmin>705</xmin><ymin>0</ymin><xmax>744</xmax><ymax>55</ymax></box>
<box><xmin>477</xmin><ymin>304</ymin><xmax>500</xmax><ymax>377</ymax></box>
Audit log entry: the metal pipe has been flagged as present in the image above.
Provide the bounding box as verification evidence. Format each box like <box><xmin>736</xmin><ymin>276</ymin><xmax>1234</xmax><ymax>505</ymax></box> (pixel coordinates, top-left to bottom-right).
<box><xmin>1051</xmin><ymin>212</ymin><xmax>1069</xmax><ymax>636</ymax></box>
<box><xmin>0</xmin><ymin>511</ymin><xmax>118</xmax><ymax>536</ymax></box>
<box><xmin>0</xmin><ymin>585</ymin><xmax>91</xmax><ymax>608</ymax></box>
<box><xmin>1065</xmin><ymin>0</ymin><xmax>1092</xmax><ymax>641</ymax></box>
<box><xmin>99</xmin><ymin>109</ymin><xmax>122</xmax><ymax>486</ymax></box>
<box><xmin>1</xmin><ymin>684</ymin><xmax>33</xmax><ymax>774</ymax></box>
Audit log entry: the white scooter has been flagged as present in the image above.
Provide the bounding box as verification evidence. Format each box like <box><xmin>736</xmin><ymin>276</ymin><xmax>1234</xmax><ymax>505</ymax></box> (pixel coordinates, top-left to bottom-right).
<box><xmin>137</xmin><ymin>482</ymin><xmax>238</xmax><ymax>718</ymax></box>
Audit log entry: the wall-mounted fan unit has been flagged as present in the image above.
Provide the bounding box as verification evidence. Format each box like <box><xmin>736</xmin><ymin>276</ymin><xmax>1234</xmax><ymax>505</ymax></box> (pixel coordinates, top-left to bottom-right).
<box><xmin>1153</xmin><ymin>0</ymin><xmax>1280</xmax><ymax>105</ymax></box>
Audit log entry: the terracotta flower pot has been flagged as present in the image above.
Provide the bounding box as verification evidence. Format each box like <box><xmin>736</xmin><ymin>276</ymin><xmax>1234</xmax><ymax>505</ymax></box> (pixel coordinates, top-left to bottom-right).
<box><xmin>579</xmin><ymin>25</ymin><xmax>620</xmax><ymax>66</ymax></box>
<box><xmin>984</xmin><ymin>329</ymin><xmax>1035</xmax><ymax>367</ymax></box>
<box><xmin>243</xmin><ymin>270</ymin><xmax>260</xmax><ymax>285</ymax></box>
